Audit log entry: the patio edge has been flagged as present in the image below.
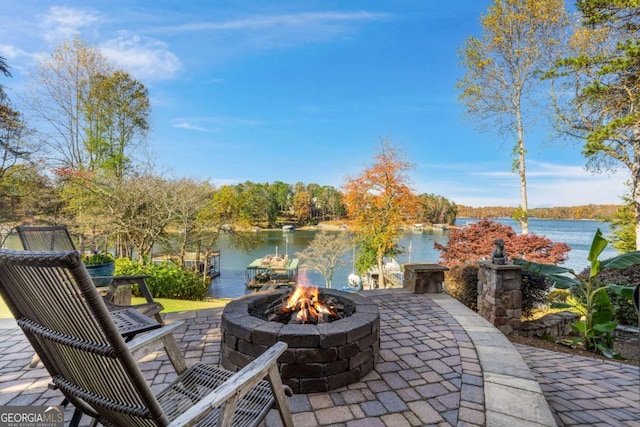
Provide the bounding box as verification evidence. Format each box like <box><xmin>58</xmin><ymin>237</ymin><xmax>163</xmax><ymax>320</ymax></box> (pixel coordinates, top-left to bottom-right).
<box><xmin>428</xmin><ymin>293</ymin><xmax>557</xmax><ymax>427</ymax></box>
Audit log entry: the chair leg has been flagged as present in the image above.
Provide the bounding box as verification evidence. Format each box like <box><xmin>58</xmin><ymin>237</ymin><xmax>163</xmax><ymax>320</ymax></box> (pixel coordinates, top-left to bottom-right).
<box><xmin>266</xmin><ymin>365</ymin><xmax>294</xmax><ymax>427</ymax></box>
<box><xmin>69</xmin><ymin>408</ymin><xmax>83</xmax><ymax>427</ymax></box>
<box><xmin>161</xmin><ymin>333</ymin><xmax>188</xmax><ymax>374</ymax></box>
<box><xmin>219</xmin><ymin>395</ymin><xmax>240</xmax><ymax>426</ymax></box>
<box><xmin>29</xmin><ymin>353</ymin><xmax>40</xmax><ymax>368</ymax></box>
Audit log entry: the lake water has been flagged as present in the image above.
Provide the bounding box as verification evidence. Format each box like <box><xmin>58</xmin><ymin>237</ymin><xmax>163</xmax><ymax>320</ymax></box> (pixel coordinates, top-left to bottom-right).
<box><xmin>208</xmin><ymin>218</ymin><xmax>618</xmax><ymax>299</ymax></box>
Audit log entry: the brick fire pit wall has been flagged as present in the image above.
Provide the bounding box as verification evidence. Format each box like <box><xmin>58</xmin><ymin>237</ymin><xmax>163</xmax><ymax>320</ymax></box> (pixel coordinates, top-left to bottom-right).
<box><xmin>220</xmin><ymin>289</ymin><xmax>380</xmax><ymax>393</ymax></box>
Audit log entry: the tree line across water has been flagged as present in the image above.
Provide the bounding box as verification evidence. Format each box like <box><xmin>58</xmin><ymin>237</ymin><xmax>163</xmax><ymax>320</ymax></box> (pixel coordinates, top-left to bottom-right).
<box><xmin>457</xmin><ymin>204</ymin><xmax>620</xmax><ymax>221</ymax></box>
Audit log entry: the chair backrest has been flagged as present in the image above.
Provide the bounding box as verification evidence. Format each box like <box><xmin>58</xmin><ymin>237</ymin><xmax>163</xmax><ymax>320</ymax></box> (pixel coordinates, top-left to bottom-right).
<box><xmin>0</xmin><ymin>249</ymin><xmax>167</xmax><ymax>426</ymax></box>
<box><xmin>15</xmin><ymin>225</ymin><xmax>77</xmax><ymax>251</ymax></box>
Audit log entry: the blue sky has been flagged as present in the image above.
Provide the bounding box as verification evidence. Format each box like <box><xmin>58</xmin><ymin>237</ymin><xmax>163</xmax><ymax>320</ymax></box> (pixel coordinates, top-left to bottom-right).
<box><xmin>0</xmin><ymin>0</ymin><xmax>626</xmax><ymax>207</ymax></box>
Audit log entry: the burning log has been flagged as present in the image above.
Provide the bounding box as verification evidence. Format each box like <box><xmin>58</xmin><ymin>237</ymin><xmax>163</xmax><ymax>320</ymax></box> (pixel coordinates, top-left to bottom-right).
<box><xmin>264</xmin><ymin>285</ymin><xmax>345</xmax><ymax>324</ymax></box>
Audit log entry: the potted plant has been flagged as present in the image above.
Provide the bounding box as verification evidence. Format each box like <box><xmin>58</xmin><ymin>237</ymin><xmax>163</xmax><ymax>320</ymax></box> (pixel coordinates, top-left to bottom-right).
<box><xmin>83</xmin><ymin>251</ymin><xmax>115</xmax><ymax>286</ymax></box>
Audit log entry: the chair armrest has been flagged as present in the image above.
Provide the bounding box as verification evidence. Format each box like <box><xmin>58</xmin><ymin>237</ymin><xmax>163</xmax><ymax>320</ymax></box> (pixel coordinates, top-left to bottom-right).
<box><xmin>127</xmin><ymin>321</ymin><xmax>188</xmax><ymax>374</ymax></box>
<box><xmin>126</xmin><ymin>321</ymin><xmax>184</xmax><ymax>355</ymax></box>
<box><xmin>167</xmin><ymin>341</ymin><xmax>290</xmax><ymax>427</ymax></box>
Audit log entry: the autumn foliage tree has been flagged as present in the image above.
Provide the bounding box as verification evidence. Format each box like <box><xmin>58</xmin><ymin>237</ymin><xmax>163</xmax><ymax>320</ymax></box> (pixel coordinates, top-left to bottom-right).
<box><xmin>342</xmin><ymin>140</ymin><xmax>418</xmax><ymax>287</ymax></box>
<box><xmin>435</xmin><ymin>219</ymin><xmax>570</xmax><ymax>267</ymax></box>
<box><xmin>437</xmin><ymin>219</ymin><xmax>570</xmax><ymax>313</ymax></box>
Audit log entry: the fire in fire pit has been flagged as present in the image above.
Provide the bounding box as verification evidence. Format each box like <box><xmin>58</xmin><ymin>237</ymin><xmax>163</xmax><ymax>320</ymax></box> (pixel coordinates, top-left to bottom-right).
<box><xmin>261</xmin><ymin>285</ymin><xmax>352</xmax><ymax>324</ymax></box>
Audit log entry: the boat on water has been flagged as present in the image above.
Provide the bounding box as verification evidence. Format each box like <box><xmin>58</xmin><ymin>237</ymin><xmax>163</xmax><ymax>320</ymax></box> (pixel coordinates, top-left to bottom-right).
<box><xmin>343</xmin><ymin>246</ymin><xmax>363</xmax><ymax>291</ymax></box>
<box><xmin>282</xmin><ymin>225</ymin><xmax>295</xmax><ymax>232</ymax></box>
<box><xmin>246</xmin><ymin>251</ymin><xmax>299</xmax><ymax>289</ymax></box>
<box><xmin>411</xmin><ymin>223</ymin><xmax>424</xmax><ymax>234</ymax></box>
<box><xmin>343</xmin><ymin>273</ymin><xmax>363</xmax><ymax>291</ymax></box>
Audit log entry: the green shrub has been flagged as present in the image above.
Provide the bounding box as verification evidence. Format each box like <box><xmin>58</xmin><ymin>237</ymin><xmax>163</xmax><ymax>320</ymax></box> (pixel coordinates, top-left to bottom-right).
<box><xmin>520</xmin><ymin>269</ymin><xmax>552</xmax><ymax>319</ymax></box>
<box><xmin>577</xmin><ymin>264</ymin><xmax>639</xmax><ymax>326</ymax></box>
<box><xmin>115</xmin><ymin>258</ymin><xmax>209</xmax><ymax>301</ymax></box>
<box><xmin>444</xmin><ymin>264</ymin><xmax>479</xmax><ymax>311</ymax></box>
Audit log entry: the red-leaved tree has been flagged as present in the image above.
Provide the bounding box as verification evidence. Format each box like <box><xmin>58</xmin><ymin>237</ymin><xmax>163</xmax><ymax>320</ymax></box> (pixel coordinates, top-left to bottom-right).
<box><xmin>435</xmin><ymin>219</ymin><xmax>569</xmax><ymax>267</ymax></box>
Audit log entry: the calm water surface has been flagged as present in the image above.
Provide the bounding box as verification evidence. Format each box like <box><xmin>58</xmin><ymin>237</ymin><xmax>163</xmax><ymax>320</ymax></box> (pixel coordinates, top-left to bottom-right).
<box><xmin>208</xmin><ymin>218</ymin><xmax>617</xmax><ymax>298</ymax></box>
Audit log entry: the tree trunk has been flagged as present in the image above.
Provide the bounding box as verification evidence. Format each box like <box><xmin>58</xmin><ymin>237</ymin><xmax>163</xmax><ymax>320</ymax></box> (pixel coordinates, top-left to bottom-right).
<box><xmin>634</xmin><ymin>165</ymin><xmax>640</xmax><ymax>251</ymax></box>
<box><xmin>516</xmin><ymin>110</ymin><xmax>529</xmax><ymax>235</ymax></box>
<box><xmin>179</xmin><ymin>226</ymin><xmax>188</xmax><ymax>267</ymax></box>
<box><xmin>377</xmin><ymin>256</ymin><xmax>385</xmax><ymax>288</ymax></box>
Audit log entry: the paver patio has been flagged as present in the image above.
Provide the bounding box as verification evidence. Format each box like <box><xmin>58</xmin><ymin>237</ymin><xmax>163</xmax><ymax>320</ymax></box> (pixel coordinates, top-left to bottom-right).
<box><xmin>0</xmin><ymin>288</ymin><xmax>638</xmax><ymax>426</ymax></box>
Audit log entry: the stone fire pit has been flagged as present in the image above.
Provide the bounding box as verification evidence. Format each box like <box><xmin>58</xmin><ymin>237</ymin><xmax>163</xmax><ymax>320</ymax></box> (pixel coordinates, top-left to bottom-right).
<box><xmin>220</xmin><ymin>288</ymin><xmax>380</xmax><ymax>393</ymax></box>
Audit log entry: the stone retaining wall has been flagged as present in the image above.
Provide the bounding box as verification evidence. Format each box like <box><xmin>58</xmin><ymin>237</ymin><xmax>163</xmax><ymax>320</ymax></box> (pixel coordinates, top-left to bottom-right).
<box><xmin>517</xmin><ymin>311</ymin><xmax>581</xmax><ymax>337</ymax></box>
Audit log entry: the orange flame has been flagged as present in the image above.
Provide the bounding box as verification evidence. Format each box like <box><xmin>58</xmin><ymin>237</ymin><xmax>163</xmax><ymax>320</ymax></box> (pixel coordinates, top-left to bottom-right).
<box><xmin>285</xmin><ymin>282</ymin><xmax>337</xmax><ymax>323</ymax></box>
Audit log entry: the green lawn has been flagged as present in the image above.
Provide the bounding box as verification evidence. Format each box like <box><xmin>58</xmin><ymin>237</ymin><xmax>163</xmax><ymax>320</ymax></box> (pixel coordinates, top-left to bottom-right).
<box><xmin>0</xmin><ymin>295</ymin><xmax>232</xmax><ymax>319</ymax></box>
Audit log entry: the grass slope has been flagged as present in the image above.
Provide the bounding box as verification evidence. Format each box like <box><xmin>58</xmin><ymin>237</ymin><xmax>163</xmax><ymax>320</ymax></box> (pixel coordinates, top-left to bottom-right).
<box><xmin>0</xmin><ymin>295</ymin><xmax>231</xmax><ymax>319</ymax></box>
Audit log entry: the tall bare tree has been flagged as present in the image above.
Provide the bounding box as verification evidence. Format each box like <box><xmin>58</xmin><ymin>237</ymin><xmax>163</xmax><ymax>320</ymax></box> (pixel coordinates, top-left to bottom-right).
<box><xmin>169</xmin><ymin>178</ymin><xmax>216</xmax><ymax>266</ymax></box>
<box><xmin>101</xmin><ymin>174</ymin><xmax>176</xmax><ymax>260</ymax></box>
<box><xmin>296</xmin><ymin>231</ymin><xmax>353</xmax><ymax>288</ymax></box>
<box><xmin>26</xmin><ymin>36</ymin><xmax>113</xmax><ymax>171</ymax></box>
<box><xmin>456</xmin><ymin>0</ymin><xmax>569</xmax><ymax>234</ymax></box>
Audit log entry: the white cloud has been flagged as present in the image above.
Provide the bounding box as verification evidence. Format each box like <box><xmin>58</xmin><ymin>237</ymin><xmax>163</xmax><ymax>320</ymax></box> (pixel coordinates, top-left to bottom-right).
<box><xmin>40</xmin><ymin>6</ymin><xmax>102</xmax><ymax>44</ymax></box>
<box><xmin>172</xmin><ymin>120</ymin><xmax>216</xmax><ymax>132</ymax></box>
<box><xmin>162</xmin><ymin>11</ymin><xmax>388</xmax><ymax>32</ymax></box>
<box><xmin>526</xmin><ymin>168</ymin><xmax>626</xmax><ymax>207</ymax></box>
<box><xmin>176</xmin><ymin>115</ymin><xmax>266</xmax><ymax>128</ymax></box>
<box><xmin>0</xmin><ymin>44</ymin><xmax>31</xmax><ymax>60</ymax></box>
<box><xmin>154</xmin><ymin>11</ymin><xmax>390</xmax><ymax>50</ymax></box>
<box><xmin>417</xmin><ymin>161</ymin><xmax>627</xmax><ymax>207</ymax></box>
<box><xmin>99</xmin><ymin>33</ymin><xmax>181</xmax><ymax>81</ymax></box>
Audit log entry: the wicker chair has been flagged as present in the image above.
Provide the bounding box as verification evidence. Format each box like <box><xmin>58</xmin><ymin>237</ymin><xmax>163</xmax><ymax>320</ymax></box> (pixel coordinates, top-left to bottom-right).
<box><xmin>0</xmin><ymin>249</ymin><xmax>293</xmax><ymax>427</ymax></box>
<box><xmin>15</xmin><ymin>225</ymin><xmax>164</xmax><ymax>323</ymax></box>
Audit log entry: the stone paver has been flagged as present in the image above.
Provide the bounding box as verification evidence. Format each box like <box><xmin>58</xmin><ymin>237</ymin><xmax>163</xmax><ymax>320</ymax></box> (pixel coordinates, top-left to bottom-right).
<box><xmin>0</xmin><ymin>289</ymin><xmax>637</xmax><ymax>426</ymax></box>
<box><xmin>516</xmin><ymin>343</ymin><xmax>640</xmax><ymax>427</ymax></box>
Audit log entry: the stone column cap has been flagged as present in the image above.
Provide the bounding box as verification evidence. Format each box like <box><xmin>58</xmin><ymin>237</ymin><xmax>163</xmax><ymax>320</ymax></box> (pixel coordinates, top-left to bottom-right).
<box><xmin>403</xmin><ymin>263</ymin><xmax>449</xmax><ymax>273</ymax></box>
<box><xmin>477</xmin><ymin>261</ymin><xmax>523</xmax><ymax>271</ymax></box>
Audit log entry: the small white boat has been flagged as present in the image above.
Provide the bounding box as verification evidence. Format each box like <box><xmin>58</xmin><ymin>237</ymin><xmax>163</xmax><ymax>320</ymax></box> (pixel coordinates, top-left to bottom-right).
<box><xmin>282</xmin><ymin>225</ymin><xmax>295</xmax><ymax>232</ymax></box>
<box><xmin>344</xmin><ymin>273</ymin><xmax>362</xmax><ymax>291</ymax></box>
<box><xmin>411</xmin><ymin>223</ymin><xmax>424</xmax><ymax>233</ymax></box>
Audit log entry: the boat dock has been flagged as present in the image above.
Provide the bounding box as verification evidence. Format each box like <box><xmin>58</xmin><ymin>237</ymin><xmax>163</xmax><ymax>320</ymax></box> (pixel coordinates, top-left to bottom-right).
<box><xmin>246</xmin><ymin>254</ymin><xmax>299</xmax><ymax>289</ymax></box>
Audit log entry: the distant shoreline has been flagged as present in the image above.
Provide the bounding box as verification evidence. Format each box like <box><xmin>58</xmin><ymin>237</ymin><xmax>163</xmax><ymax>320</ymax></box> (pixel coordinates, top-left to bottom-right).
<box><xmin>240</xmin><ymin>215</ymin><xmax>612</xmax><ymax>233</ymax></box>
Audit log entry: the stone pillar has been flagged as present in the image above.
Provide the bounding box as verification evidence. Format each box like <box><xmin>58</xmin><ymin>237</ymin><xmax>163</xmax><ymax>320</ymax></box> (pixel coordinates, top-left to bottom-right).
<box><xmin>403</xmin><ymin>263</ymin><xmax>448</xmax><ymax>294</ymax></box>
<box><xmin>477</xmin><ymin>261</ymin><xmax>522</xmax><ymax>334</ymax></box>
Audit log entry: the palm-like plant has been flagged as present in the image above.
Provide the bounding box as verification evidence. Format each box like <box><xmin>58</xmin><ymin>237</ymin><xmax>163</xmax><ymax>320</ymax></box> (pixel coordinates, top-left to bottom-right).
<box><xmin>514</xmin><ymin>229</ymin><xmax>640</xmax><ymax>358</ymax></box>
